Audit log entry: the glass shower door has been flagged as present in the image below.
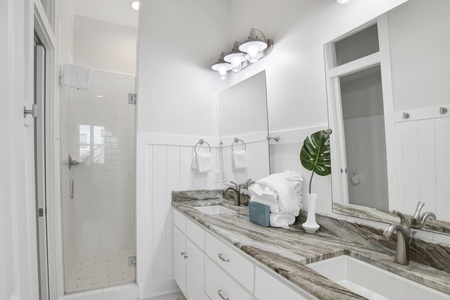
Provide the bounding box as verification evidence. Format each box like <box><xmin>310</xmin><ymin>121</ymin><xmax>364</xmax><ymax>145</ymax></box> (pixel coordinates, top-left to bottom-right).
<box><xmin>60</xmin><ymin>70</ymin><xmax>136</xmax><ymax>294</ymax></box>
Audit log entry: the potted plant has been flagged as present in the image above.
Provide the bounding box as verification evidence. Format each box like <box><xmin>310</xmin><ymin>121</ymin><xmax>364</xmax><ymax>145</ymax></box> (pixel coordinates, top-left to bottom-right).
<box><xmin>300</xmin><ymin>129</ymin><xmax>332</xmax><ymax>233</ymax></box>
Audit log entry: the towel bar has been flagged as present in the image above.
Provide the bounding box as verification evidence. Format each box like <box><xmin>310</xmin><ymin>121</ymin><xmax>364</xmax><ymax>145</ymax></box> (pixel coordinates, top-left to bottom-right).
<box><xmin>194</xmin><ymin>139</ymin><xmax>211</xmax><ymax>155</ymax></box>
<box><xmin>232</xmin><ymin>138</ymin><xmax>246</xmax><ymax>152</ymax></box>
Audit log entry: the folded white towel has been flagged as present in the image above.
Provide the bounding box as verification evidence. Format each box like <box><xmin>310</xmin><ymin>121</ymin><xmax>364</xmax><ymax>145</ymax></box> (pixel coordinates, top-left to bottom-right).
<box><xmin>191</xmin><ymin>152</ymin><xmax>212</xmax><ymax>173</ymax></box>
<box><xmin>233</xmin><ymin>149</ymin><xmax>248</xmax><ymax>169</ymax></box>
<box><xmin>270</xmin><ymin>213</ymin><xmax>296</xmax><ymax>227</ymax></box>
<box><xmin>248</xmin><ymin>184</ymin><xmax>279</xmax><ymax>203</ymax></box>
<box><xmin>257</xmin><ymin>174</ymin><xmax>300</xmax><ymax>216</ymax></box>
<box><xmin>250</xmin><ymin>196</ymin><xmax>281</xmax><ymax>213</ymax></box>
<box><xmin>63</xmin><ymin>64</ymin><xmax>91</xmax><ymax>90</ymax></box>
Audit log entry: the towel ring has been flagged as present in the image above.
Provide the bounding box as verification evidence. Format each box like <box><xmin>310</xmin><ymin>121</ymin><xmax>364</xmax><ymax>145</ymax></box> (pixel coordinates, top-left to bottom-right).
<box><xmin>231</xmin><ymin>138</ymin><xmax>246</xmax><ymax>152</ymax></box>
<box><xmin>194</xmin><ymin>139</ymin><xmax>211</xmax><ymax>155</ymax></box>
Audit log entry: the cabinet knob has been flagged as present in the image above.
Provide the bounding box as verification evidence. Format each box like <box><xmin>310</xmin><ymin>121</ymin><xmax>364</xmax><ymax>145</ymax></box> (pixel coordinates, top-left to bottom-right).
<box><xmin>217</xmin><ymin>289</ymin><xmax>229</xmax><ymax>300</ymax></box>
<box><xmin>181</xmin><ymin>251</ymin><xmax>186</xmax><ymax>256</ymax></box>
<box><xmin>218</xmin><ymin>253</ymin><xmax>230</xmax><ymax>262</ymax></box>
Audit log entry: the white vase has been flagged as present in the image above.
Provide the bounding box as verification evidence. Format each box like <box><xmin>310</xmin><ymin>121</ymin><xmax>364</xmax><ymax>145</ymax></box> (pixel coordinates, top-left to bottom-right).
<box><xmin>302</xmin><ymin>193</ymin><xmax>320</xmax><ymax>233</ymax></box>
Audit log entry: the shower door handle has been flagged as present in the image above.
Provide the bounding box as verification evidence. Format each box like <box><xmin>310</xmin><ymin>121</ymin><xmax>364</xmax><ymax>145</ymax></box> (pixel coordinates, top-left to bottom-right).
<box><xmin>70</xmin><ymin>179</ymin><xmax>74</xmax><ymax>199</ymax></box>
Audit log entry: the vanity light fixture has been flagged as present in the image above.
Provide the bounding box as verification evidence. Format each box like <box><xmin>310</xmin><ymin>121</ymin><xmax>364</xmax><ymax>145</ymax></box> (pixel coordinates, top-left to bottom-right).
<box><xmin>211</xmin><ymin>28</ymin><xmax>274</xmax><ymax>80</ymax></box>
<box><xmin>130</xmin><ymin>1</ymin><xmax>140</xmax><ymax>11</ymax></box>
<box><xmin>211</xmin><ymin>52</ymin><xmax>232</xmax><ymax>80</ymax></box>
<box><xmin>336</xmin><ymin>0</ymin><xmax>351</xmax><ymax>4</ymax></box>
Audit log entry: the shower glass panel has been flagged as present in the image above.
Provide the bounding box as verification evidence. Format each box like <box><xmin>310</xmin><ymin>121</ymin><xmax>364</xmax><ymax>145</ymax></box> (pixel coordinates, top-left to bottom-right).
<box><xmin>60</xmin><ymin>70</ymin><xmax>136</xmax><ymax>294</ymax></box>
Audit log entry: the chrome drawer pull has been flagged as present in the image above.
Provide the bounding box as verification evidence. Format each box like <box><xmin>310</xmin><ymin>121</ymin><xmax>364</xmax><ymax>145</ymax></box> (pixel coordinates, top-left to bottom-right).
<box><xmin>218</xmin><ymin>253</ymin><xmax>230</xmax><ymax>262</ymax></box>
<box><xmin>217</xmin><ymin>289</ymin><xmax>229</xmax><ymax>300</ymax></box>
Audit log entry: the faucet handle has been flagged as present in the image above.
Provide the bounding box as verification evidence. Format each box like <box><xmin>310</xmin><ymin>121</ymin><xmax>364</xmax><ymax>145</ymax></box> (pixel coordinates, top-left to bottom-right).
<box><xmin>392</xmin><ymin>210</ymin><xmax>411</xmax><ymax>230</ymax></box>
<box><xmin>411</xmin><ymin>201</ymin><xmax>425</xmax><ymax>226</ymax></box>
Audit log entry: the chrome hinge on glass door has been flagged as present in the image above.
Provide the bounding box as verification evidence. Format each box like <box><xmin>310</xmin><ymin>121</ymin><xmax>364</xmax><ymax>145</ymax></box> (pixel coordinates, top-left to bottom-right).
<box><xmin>24</xmin><ymin>104</ymin><xmax>38</xmax><ymax>118</ymax></box>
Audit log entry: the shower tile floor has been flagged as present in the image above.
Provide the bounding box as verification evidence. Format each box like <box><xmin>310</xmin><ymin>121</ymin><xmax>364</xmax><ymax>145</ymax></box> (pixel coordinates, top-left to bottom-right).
<box><xmin>67</xmin><ymin>249</ymin><xmax>136</xmax><ymax>294</ymax></box>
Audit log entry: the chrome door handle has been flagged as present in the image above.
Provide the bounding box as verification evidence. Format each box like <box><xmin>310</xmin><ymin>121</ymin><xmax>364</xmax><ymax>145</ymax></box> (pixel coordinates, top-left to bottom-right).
<box><xmin>217</xmin><ymin>289</ymin><xmax>229</xmax><ymax>300</ymax></box>
<box><xmin>68</xmin><ymin>154</ymin><xmax>80</xmax><ymax>170</ymax></box>
<box><xmin>218</xmin><ymin>253</ymin><xmax>230</xmax><ymax>262</ymax></box>
<box><xmin>70</xmin><ymin>179</ymin><xmax>74</xmax><ymax>199</ymax></box>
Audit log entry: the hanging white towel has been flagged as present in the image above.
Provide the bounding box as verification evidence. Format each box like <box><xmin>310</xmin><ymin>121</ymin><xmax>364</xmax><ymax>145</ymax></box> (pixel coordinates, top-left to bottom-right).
<box><xmin>191</xmin><ymin>152</ymin><xmax>213</xmax><ymax>173</ymax></box>
<box><xmin>269</xmin><ymin>213</ymin><xmax>296</xmax><ymax>227</ymax></box>
<box><xmin>62</xmin><ymin>64</ymin><xmax>91</xmax><ymax>90</ymax></box>
<box><xmin>233</xmin><ymin>149</ymin><xmax>248</xmax><ymax>169</ymax></box>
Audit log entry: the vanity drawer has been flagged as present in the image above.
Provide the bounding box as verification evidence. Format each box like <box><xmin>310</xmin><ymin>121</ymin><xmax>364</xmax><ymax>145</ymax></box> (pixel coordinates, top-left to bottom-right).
<box><xmin>187</xmin><ymin>218</ymin><xmax>204</xmax><ymax>250</ymax></box>
<box><xmin>204</xmin><ymin>232</ymin><xmax>254</xmax><ymax>292</ymax></box>
<box><xmin>174</xmin><ymin>209</ymin><xmax>186</xmax><ymax>233</ymax></box>
<box><xmin>205</xmin><ymin>256</ymin><xmax>253</xmax><ymax>300</ymax></box>
<box><xmin>255</xmin><ymin>266</ymin><xmax>309</xmax><ymax>300</ymax></box>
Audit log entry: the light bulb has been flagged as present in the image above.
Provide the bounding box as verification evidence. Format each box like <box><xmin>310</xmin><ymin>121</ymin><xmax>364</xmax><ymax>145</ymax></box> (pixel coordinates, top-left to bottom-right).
<box><xmin>219</xmin><ymin>66</ymin><xmax>228</xmax><ymax>80</ymax></box>
<box><xmin>130</xmin><ymin>1</ymin><xmax>140</xmax><ymax>10</ymax></box>
<box><xmin>247</xmin><ymin>45</ymin><xmax>259</xmax><ymax>63</ymax></box>
<box><xmin>231</xmin><ymin>57</ymin><xmax>242</xmax><ymax>72</ymax></box>
<box><xmin>336</xmin><ymin>0</ymin><xmax>351</xmax><ymax>4</ymax></box>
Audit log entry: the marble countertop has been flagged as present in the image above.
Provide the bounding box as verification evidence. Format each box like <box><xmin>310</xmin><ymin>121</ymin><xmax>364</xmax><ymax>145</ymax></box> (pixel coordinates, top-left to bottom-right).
<box><xmin>172</xmin><ymin>190</ymin><xmax>450</xmax><ymax>300</ymax></box>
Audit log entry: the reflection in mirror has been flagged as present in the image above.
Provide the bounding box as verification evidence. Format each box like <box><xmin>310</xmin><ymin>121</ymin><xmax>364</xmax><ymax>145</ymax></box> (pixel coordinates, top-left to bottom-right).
<box><xmin>218</xmin><ymin>71</ymin><xmax>270</xmax><ymax>186</ymax></box>
<box><xmin>326</xmin><ymin>0</ymin><xmax>450</xmax><ymax>234</ymax></box>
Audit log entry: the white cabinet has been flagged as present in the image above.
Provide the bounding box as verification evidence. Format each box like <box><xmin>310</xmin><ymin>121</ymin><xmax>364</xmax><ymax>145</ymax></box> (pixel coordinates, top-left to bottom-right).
<box><xmin>205</xmin><ymin>257</ymin><xmax>253</xmax><ymax>300</ymax></box>
<box><xmin>255</xmin><ymin>266</ymin><xmax>310</xmax><ymax>300</ymax></box>
<box><xmin>205</xmin><ymin>232</ymin><xmax>254</xmax><ymax>292</ymax></box>
<box><xmin>173</xmin><ymin>209</ymin><xmax>315</xmax><ymax>300</ymax></box>
<box><xmin>174</xmin><ymin>226</ymin><xmax>188</xmax><ymax>296</ymax></box>
<box><xmin>173</xmin><ymin>210</ymin><xmax>205</xmax><ymax>300</ymax></box>
<box><xmin>186</xmin><ymin>239</ymin><xmax>204</xmax><ymax>300</ymax></box>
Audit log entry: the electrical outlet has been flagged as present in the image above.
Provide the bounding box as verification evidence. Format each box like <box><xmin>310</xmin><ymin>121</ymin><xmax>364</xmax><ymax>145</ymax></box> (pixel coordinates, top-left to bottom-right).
<box><xmin>223</xmin><ymin>169</ymin><xmax>228</xmax><ymax>183</ymax></box>
<box><xmin>214</xmin><ymin>170</ymin><xmax>221</xmax><ymax>183</ymax></box>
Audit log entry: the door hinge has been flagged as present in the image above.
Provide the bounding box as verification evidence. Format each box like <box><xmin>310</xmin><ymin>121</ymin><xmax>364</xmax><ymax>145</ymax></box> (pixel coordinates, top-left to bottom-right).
<box><xmin>24</xmin><ymin>104</ymin><xmax>38</xmax><ymax>118</ymax></box>
<box><xmin>128</xmin><ymin>93</ymin><xmax>137</xmax><ymax>105</ymax></box>
<box><xmin>38</xmin><ymin>208</ymin><xmax>44</xmax><ymax>217</ymax></box>
<box><xmin>128</xmin><ymin>256</ymin><xmax>136</xmax><ymax>267</ymax></box>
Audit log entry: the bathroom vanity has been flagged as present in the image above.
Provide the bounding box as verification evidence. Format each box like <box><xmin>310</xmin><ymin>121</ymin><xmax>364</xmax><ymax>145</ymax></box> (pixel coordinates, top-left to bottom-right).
<box><xmin>172</xmin><ymin>191</ymin><xmax>450</xmax><ymax>300</ymax></box>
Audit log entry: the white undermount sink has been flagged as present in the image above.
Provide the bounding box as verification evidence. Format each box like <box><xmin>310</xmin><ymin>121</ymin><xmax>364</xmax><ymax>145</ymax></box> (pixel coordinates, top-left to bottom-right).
<box><xmin>194</xmin><ymin>205</ymin><xmax>235</xmax><ymax>215</ymax></box>
<box><xmin>308</xmin><ymin>255</ymin><xmax>450</xmax><ymax>300</ymax></box>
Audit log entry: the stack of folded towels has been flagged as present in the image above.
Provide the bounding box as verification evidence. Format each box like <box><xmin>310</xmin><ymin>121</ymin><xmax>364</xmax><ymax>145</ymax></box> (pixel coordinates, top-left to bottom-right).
<box><xmin>248</xmin><ymin>170</ymin><xmax>303</xmax><ymax>227</ymax></box>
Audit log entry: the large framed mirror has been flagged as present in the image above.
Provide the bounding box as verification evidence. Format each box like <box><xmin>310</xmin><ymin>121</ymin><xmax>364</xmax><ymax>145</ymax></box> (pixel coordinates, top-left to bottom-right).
<box><xmin>218</xmin><ymin>71</ymin><xmax>270</xmax><ymax>186</ymax></box>
<box><xmin>325</xmin><ymin>0</ymin><xmax>450</xmax><ymax>234</ymax></box>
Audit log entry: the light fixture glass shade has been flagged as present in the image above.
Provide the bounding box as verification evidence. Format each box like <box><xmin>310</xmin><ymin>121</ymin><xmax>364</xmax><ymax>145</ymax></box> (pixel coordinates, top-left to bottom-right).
<box><xmin>224</xmin><ymin>42</ymin><xmax>246</xmax><ymax>72</ymax></box>
<box><xmin>239</xmin><ymin>28</ymin><xmax>268</xmax><ymax>64</ymax></box>
<box><xmin>336</xmin><ymin>0</ymin><xmax>351</xmax><ymax>4</ymax></box>
<box><xmin>130</xmin><ymin>1</ymin><xmax>140</xmax><ymax>10</ymax></box>
<box><xmin>212</xmin><ymin>52</ymin><xmax>232</xmax><ymax>80</ymax></box>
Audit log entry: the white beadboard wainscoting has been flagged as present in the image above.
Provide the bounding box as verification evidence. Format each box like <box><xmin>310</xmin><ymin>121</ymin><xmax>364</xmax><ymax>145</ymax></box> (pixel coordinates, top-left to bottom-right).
<box><xmin>135</xmin><ymin>126</ymin><xmax>329</xmax><ymax>298</ymax></box>
<box><xmin>393</xmin><ymin>106</ymin><xmax>450</xmax><ymax>222</ymax></box>
<box><xmin>136</xmin><ymin>133</ymin><xmax>221</xmax><ymax>298</ymax></box>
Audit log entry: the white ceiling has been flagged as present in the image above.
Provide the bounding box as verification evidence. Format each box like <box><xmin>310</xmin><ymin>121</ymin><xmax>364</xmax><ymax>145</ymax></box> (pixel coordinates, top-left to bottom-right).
<box><xmin>71</xmin><ymin>0</ymin><xmax>138</xmax><ymax>28</ymax></box>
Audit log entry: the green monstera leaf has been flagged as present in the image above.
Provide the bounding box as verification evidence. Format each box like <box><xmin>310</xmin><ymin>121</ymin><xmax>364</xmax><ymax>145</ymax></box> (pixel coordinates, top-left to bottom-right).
<box><xmin>300</xmin><ymin>129</ymin><xmax>332</xmax><ymax>194</ymax></box>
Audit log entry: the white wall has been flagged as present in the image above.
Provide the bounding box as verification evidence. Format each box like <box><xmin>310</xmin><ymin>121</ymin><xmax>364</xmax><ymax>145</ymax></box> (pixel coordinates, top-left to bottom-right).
<box><xmin>57</xmin><ymin>0</ymin><xmax>74</xmax><ymax>65</ymax></box>
<box><xmin>0</xmin><ymin>0</ymin><xmax>41</xmax><ymax>298</ymax></box>
<box><xmin>74</xmin><ymin>16</ymin><xmax>137</xmax><ymax>75</ymax></box>
<box><xmin>388</xmin><ymin>0</ymin><xmax>450</xmax><ymax>111</ymax></box>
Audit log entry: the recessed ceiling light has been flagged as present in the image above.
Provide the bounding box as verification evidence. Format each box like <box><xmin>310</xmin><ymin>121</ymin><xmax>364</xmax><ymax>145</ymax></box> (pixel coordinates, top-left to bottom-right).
<box><xmin>130</xmin><ymin>1</ymin><xmax>140</xmax><ymax>11</ymax></box>
<box><xmin>336</xmin><ymin>0</ymin><xmax>351</xmax><ymax>4</ymax></box>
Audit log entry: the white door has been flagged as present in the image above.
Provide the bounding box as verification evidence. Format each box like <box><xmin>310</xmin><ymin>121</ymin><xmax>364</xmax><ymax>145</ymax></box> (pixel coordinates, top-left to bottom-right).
<box><xmin>34</xmin><ymin>37</ymin><xmax>49</xmax><ymax>300</ymax></box>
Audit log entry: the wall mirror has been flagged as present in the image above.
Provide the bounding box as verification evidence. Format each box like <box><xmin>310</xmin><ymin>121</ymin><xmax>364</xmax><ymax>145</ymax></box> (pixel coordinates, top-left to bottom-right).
<box><xmin>325</xmin><ymin>0</ymin><xmax>450</xmax><ymax>234</ymax></box>
<box><xmin>218</xmin><ymin>70</ymin><xmax>270</xmax><ymax>186</ymax></box>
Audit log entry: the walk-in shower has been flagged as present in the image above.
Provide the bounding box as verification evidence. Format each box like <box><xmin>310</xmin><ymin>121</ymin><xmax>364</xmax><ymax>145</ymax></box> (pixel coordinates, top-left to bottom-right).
<box><xmin>60</xmin><ymin>70</ymin><xmax>136</xmax><ymax>294</ymax></box>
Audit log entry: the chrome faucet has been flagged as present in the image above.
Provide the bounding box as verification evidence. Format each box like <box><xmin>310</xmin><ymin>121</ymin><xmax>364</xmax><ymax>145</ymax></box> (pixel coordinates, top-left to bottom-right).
<box><xmin>383</xmin><ymin>211</ymin><xmax>412</xmax><ymax>265</ymax></box>
<box><xmin>410</xmin><ymin>201</ymin><xmax>437</xmax><ymax>229</ymax></box>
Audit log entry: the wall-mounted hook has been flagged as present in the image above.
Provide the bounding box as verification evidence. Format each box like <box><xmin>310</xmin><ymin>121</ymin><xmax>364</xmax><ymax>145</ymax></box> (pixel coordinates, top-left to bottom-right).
<box><xmin>403</xmin><ymin>112</ymin><xmax>410</xmax><ymax>119</ymax></box>
<box><xmin>440</xmin><ymin>107</ymin><xmax>448</xmax><ymax>115</ymax></box>
<box><xmin>267</xmin><ymin>135</ymin><xmax>280</xmax><ymax>142</ymax></box>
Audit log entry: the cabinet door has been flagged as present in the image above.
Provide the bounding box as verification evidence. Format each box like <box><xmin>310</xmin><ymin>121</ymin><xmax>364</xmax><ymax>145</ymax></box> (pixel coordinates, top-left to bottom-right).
<box><xmin>187</xmin><ymin>239</ymin><xmax>204</xmax><ymax>300</ymax></box>
<box><xmin>174</xmin><ymin>226</ymin><xmax>187</xmax><ymax>296</ymax></box>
